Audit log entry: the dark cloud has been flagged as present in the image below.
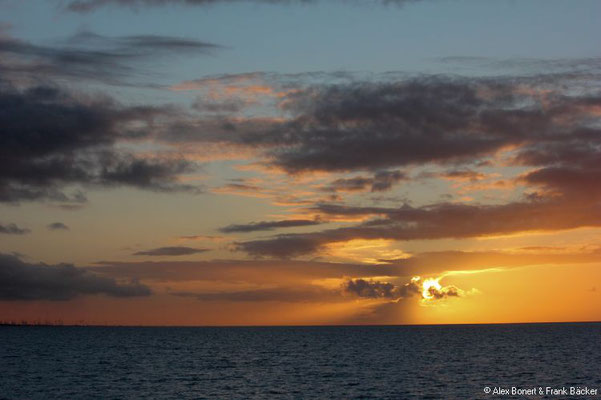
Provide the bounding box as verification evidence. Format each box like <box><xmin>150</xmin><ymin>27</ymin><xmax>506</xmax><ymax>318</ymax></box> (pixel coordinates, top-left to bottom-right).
<box><xmin>192</xmin><ymin>98</ymin><xmax>247</xmax><ymax>114</ymax></box>
<box><xmin>342</xmin><ymin>278</ymin><xmax>406</xmax><ymax>299</ymax></box>
<box><xmin>133</xmin><ymin>246</ymin><xmax>210</xmax><ymax>256</ymax></box>
<box><xmin>178</xmin><ymin>234</ymin><xmax>225</xmax><ymax>241</ymax></box>
<box><xmin>163</xmin><ymin>74</ymin><xmax>601</xmax><ymax>180</ymax></box>
<box><xmin>236</xmin><ymin>234</ymin><xmax>324</xmax><ymax>259</ymax></box>
<box><xmin>425</xmin><ymin>284</ymin><xmax>460</xmax><ymax>299</ymax></box>
<box><xmin>324</xmin><ymin>170</ymin><xmax>406</xmax><ymax>192</ymax></box>
<box><xmin>98</xmin><ymin>156</ymin><xmax>198</xmax><ymax>192</ymax></box>
<box><xmin>162</xmin><ymin>76</ymin><xmax>600</xmax><ymax>176</ymax></box>
<box><xmin>85</xmin><ymin>247</ymin><xmax>598</xmax><ymax>304</ymax></box>
<box><xmin>0</xmin><ymin>253</ymin><xmax>151</xmax><ymax>301</ymax></box>
<box><xmin>64</xmin><ymin>0</ymin><xmax>423</xmax><ymax>13</ymax></box>
<box><xmin>0</xmin><ymin>83</ymin><xmax>200</xmax><ymax>203</ymax></box>
<box><xmin>69</xmin><ymin>31</ymin><xmax>219</xmax><ymax>52</ymax></box>
<box><xmin>343</xmin><ymin>277</ymin><xmax>460</xmax><ymax>301</ymax></box>
<box><xmin>0</xmin><ymin>223</ymin><xmax>30</xmax><ymax>235</ymax></box>
<box><xmin>442</xmin><ymin>169</ymin><xmax>486</xmax><ymax>182</ymax></box>
<box><xmin>220</xmin><ymin>219</ymin><xmax>322</xmax><ymax>233</ymax></box>
<box><xmin>268</xmin><ymin>79</ymin><xmax>516</xmax><ymax>173</ymax></box>
<box><xmin>47</xmin><ymin>222</ymin><xmax>69</xmax><ymax>231</ymax></box>
<box><xmin>371</xmin><ymin>170</ymin><xmax>407</xmax><ymax>191</ymax></box>
<box><xmin>225</xmin><ymin>183</ymin><xmax>261</xmax><ymax>191</ymax></box>
<box><xmin>324</xmin><ymin>176</ymin><xmax>373</xmax><ymax>192</ymax></box>
<box><xmin>516</xmin><ymin>140</ymin><xmax>601</xmax><ymax>200</ymax></box>
<box><xmin>0</xmin><ymin>30</ymin><xmax>220</xmax><ymax>84</ymax></box>
<box><xmin>522</xmin><ymin>166</ymin><xmax>601</xmax><ymax>199</ymax></box>
<box><xmin>238</xmin><ymin>197</ymin><xmax>601</xmax><ymax>258</ymax></box>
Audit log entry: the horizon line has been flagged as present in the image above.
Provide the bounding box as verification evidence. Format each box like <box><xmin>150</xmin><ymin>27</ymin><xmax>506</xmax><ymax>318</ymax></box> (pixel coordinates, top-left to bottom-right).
<box><xmin>2</xmin><ymin>320</ymin><xmax>600</xmax><ymax>328</ymax></box>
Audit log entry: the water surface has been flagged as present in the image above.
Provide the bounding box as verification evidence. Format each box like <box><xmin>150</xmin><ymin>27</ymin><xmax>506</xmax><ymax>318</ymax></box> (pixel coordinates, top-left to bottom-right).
<box><xmin>2</xmin><ymin>323</ymin><xmax>601</xmax><ymax>399</ymax></box>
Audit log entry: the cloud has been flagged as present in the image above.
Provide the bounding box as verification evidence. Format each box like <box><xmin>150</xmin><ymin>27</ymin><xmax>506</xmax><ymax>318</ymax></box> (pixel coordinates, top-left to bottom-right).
<box><xmin>441</xmin><ymin>169</ymin><xmax>487</xmax><ymax>182</ymax></box>
<box><xmin>0</xmin><ymin>30</ymin><xmax>220</xmax><ymax>84</ymax></box>
<box><xmin>84</xmin><ymin>246</ymin><xmax>600</xmax><ymax>305</ymax></box>
<box><xmin>517</xmin><ymin>143</ymin><xmax>601</xmax><ymax>200</ymax></box>
<box><xmin>267</xmin><ymin>79</ymin><xmax>517</xmax><ymax>173</ymax></box>
<box><xmin>192</xmin><ymin>98</ymin><xmax>248</xmax><ymax>113</ymax></box>
<box><xmin>219</xmin><ymin>219</ymin><xmax>322</xmax><ymax>233</ymax></box>
<box><xmin>64</xmin><ymin>0</ymin><xmax>424</xmax><ymax>13</ymax></box>
<box><xmin>237</xmin><ymin>197</ymin><xmax>601</xmax><ymax>258</ymax></box>
<box><xmin>133</xmin><ymin>246</ymin><xmax>210</xmax><ymax>256</ymax></box>
<box><xmin>236</xmin><ymin>234</ymin><xmax>324</xmax><ymax>258</ymax></box>
<box><xmin>0</xmin><ymin>83</ymin><xmax>200</xmax><ymax>203</ymax></box>
<box><xmin>177</xmin><ymin>234</ymin><xmax>226</xmax><ymax>242</ymax></box>
<box><xmin>324</xmin><ymin>170</ymin><xmax>406</xmax><ymax>192</ymax></box>
<box><xmin>164</xmin><ymin>74</ymin><xmax>601</xmax><ymax>178</ymax></box>
<box><xmin>0</xmin><ymin>223</ymin><xmax>30</xmax><ymax>235</ymax></box>
<box><xmin>0</xmin><ymin>253</ymin><xmax>151</xmax><ymax>301</ymax></box>
<box><xmin>342</xmin><ymin>278</ymin><xmax>407</xmax><ymax>299</ymax></box>
<box><xmin>84</xmin><ymin>247</ymin><xmax>597</xmax><ymax>304</ymax></box>
<box><xmin>99</xmin><ymin>156</ymin><xmax>199</xmax><ymax>192</ymax></box>
<box><xmin>343</xmin><ymin>276</ymin><xmax>461</xmax><ymax>301</ymax></box>
<box><xmin>47</xmin><ymin>222</ymin><xmax>69</xmax><ymax>231</ymax></box>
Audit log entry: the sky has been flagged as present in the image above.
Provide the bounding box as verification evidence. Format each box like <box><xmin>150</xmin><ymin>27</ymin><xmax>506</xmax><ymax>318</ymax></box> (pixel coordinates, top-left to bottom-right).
<box><xmin>1</xmin><ymin>0</ymin><xmax>600</xmax><ymax>326</ymax></box>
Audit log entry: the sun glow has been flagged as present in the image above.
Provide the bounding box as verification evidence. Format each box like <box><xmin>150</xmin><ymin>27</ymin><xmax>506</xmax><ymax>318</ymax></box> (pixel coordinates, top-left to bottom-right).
<box><xmin>421</xmin><ymin>278</ymin><xmax>442</xmax><ymax>300</ymax></box>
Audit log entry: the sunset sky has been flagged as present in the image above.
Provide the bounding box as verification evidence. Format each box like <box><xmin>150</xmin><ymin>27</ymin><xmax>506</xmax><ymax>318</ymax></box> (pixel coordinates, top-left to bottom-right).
<box><xmin>1</xmin><ymin>0</ymin><xmax>600</xmax><ymax>325</ymax></box>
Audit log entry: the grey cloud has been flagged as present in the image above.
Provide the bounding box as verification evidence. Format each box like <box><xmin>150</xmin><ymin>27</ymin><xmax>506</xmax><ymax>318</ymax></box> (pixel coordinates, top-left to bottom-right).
<box><xmin>47</xmin><ymin>222</ymin><xmax>69</xmax><ymax>231</ymax></box>
<box><xmin>164</xmin><ymin>74</ymin><xmax>601</xmax><ymax>178</ymax></box>
<box><xmin>0</xmin><ymin>31</ymin><xmax>220</xmax><ymax>84</ymax></box>
<box><xmin>133</xmin><ymin>246</ymin><xmax>210</xmax><ymax>256</ymax></box>
<box><xmin>0</xmin><ymin>83</ymin><xmax>200</xmax><ymax>203</ymax></box>
<box><xmin>99</xmin><ymin>156</ymin><xmax>199</xmax><ymax>192</ymax></box>
<box><xmin>325</xmin><ymin>176</ymin><xmax>373</xmax><ymax>192</ymax></box>
<box><xmin>425</xmin><ymin>284</ymin><xmax>460</xmax><ymax>299</ymax></box>
<box><xmin>69</xmin><ymin>31</ymin><xmax>219</xmax><ymax>52</ymax></box>
<box><xmin>516</xmin><ymin>140</ymin><xmax>601</xmax><ymax>200</ymax></box>
<box><xmin>442</xmin><ymin>169</ymin><xmax>486</xmax><ymax>182</ymax></box>
<box><xmin>238</xmin><ymin>198</ymin><xmax>601</xmax><ymax>258</ymax></box>
<box><xmin>325</xmin><ymin>170</ymin><xmax>406</xmax><ymax>192</ymax></box>
<box><xmin>343</xmin><ymin>277</ymin><xmax>460</xmax><ymax>301</ymax></box>
<box><xmin>342</xmin><ymin>278</ymin><xmax>405</xmax><ymax>299</ymax></box>
<box><xmin>236</xmin><ymin>234</ymin><xmax>324</xmax><ymax>259</ymax></box>
<box><xmin>192</xmin><ymin>98</ymin><xmax>247</xmax><ymax>113</ymax></box>
<box><xmin>0</xmin><ymin>223</ymin><xmax>30</xmax><ymax>235</ymax></box>
<box><xmin>220</xmin><ymin>219</ymin><xmax>322</xmax><ymax>233</ymax></box>
<box><xmin>65</xmin><ymin>0</ymin><xmax>423</xmax><ymax>13</ymax></box>
<box><xmin>268</xmin><ymin>79</ymin><xmax>515</xmax><ymax>173</ymax></box>
<box><xmin>371</xmin><ymin>170</ymin><xmax>407</xmax><ymax>191</ymax></box>
<box><xmin>0</xmin><ymin>253</ymin><xmax>151</xmax><ymax>301</ymax></box>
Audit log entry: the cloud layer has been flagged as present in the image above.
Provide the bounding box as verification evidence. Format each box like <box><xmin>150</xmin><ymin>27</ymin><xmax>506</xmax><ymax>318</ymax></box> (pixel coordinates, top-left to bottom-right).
<box><xmin>0</xmin><ymin>30</ymin><xmax>219</xmax><ymax>84</ymax></box>
<box><xmin>343</xmin><ymin>277</ymin><xmax>461</xmax><ymax>301</ymax></box>
<box><xmin>133</xmin><ymin>246</ymin><xmax>209</xmax><ymax>256</ymax></box>
<box><xmin>0</xmin><ymin>84</ymin><xmax>199</xmax><ymax>203</ymax></box>
<box><xmin>0</xmin><ymin>223</ymin><xmax>29</xmax><ymax>235</ymax></box>
<box><xmin>64</xmin><ymin>0</ymin><xmax>423</xmax><ymax>13</ymax></box>
<box><xmin>220</xmin><ymin>219</ymin><xmax>322</xmax><ymax>233</ymax></box>
<box><xmin>0</xmin><ymin>253</ymin><xmax>151</xmax><ymax>301</ymax></box>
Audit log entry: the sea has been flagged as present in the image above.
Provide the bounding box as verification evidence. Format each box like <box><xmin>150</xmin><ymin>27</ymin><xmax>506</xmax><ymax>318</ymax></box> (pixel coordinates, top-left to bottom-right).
<box><xmin>1</xmin><ymin>323</ymin><xmax>600</xmax><ymax>399</ymax></box>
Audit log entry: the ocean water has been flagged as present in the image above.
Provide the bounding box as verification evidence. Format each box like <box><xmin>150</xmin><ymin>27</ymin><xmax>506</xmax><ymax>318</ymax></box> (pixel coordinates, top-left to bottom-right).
<box><xmin>1</xmin><ymin>323</ymin><xmax>601</xmax><ymax>399</ymax></box>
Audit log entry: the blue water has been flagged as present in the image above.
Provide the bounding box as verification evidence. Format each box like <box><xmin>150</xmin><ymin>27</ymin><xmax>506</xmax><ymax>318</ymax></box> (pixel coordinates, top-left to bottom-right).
<box><xmin>1</xmin><ymin>323</ymin><xmax>601</xmax><ymax>399</ymax></box>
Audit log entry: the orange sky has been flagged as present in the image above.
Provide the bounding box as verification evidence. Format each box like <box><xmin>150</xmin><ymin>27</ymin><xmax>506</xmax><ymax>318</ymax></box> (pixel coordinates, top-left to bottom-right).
<box><xmin>1</xmin><ymin>0</ymin><xmax>600</xmax><ymax>326</ymax></box>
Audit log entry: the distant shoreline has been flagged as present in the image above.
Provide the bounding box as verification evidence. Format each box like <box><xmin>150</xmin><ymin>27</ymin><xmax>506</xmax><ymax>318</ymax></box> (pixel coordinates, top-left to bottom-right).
<box><xmin>2</xmin><ymin>321</ymin><xmax>600</xmax><ymax>328</ymax></box>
